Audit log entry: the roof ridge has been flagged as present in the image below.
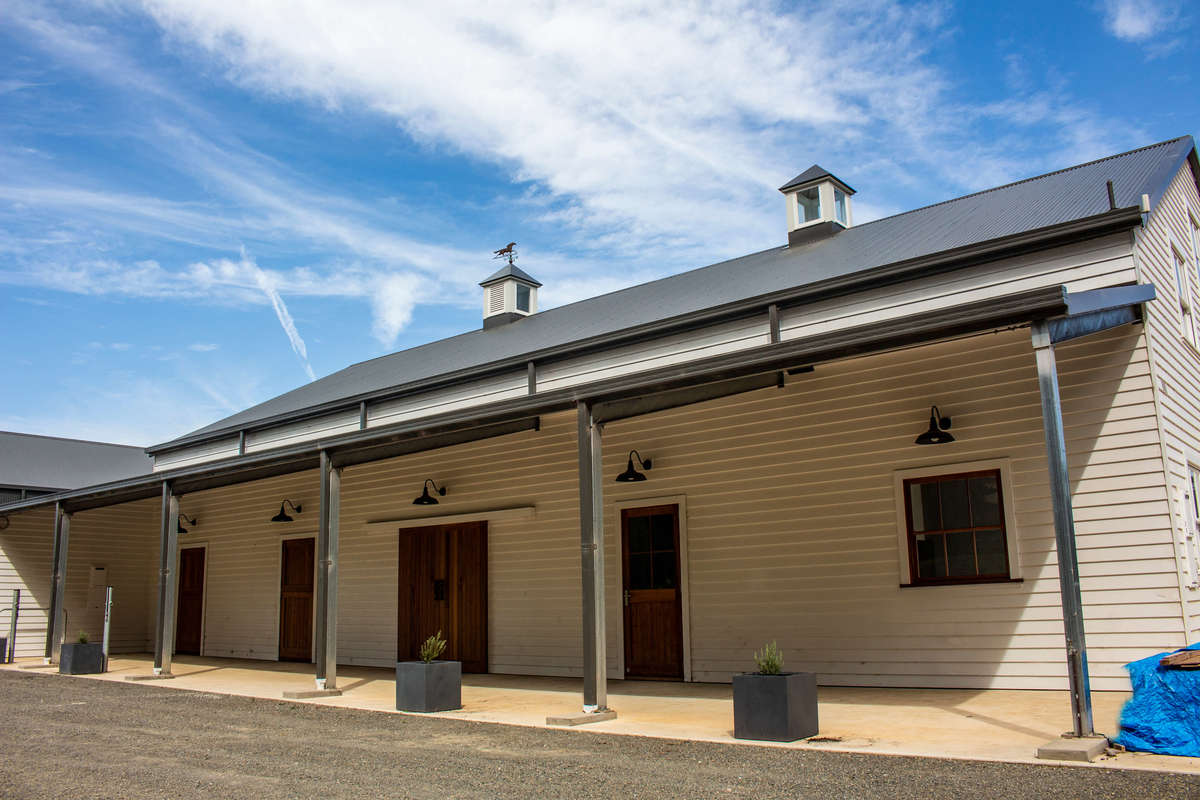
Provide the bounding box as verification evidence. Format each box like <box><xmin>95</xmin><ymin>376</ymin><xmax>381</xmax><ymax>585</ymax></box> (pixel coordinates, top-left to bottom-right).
<box><xmin>851</xmin><ymin>136</ymin><xmax>1190</xmax><ymax>232</ymax></box>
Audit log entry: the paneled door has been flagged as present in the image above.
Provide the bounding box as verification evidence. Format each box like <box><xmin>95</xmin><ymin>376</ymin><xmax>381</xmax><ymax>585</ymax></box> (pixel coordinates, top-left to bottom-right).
<box><xmin>278</xmin><ymin>537</ymin><xmax>315</xmax><ymax>662</ymax></box>
<box><xmin>175</xmin><ymin>546</ymin><xmax>206</xmax><ymax>656</ymax></box>
<box><xmin>621</xmin><ymin>505</ymin><xmax>684</xmax><ymax>679</ymax></box>
<box><xmin>397</xmin><ymin>522</ymin><xmax>487</xmax><ymax>673</ymax></box>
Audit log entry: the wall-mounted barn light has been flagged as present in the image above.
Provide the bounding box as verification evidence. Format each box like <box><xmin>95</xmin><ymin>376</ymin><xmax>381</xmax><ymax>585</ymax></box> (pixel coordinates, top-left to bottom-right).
<box><xmin>616</xmin><ymin>450</ymin><xmax>652</xmax><ymax>482</ymax></box>
<box><xmin>915</xmin><ymin>406</ymin><xmax>955</xmax><ymax>445</ymax></box>
<box><xmin>413</xmin><ymin>479</ymin><xmax>447</xmax><ymax>506</ymax></box>
<box><xmin>177</xmin><ymin>513</ymin><xmax>197</xmax><ymax>535</ymax></box>
<box><xmin>270</xmin><ymin>499</ymin><xmax>302</xmax><ymax>523</ymax></box>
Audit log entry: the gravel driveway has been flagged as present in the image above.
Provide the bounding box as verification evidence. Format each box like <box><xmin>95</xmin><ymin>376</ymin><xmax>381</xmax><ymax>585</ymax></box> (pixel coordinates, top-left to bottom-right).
<box><xmin>0</xmin><ymin>670</ymin><xmax>1195</xmax><ymax>799</ymax></box>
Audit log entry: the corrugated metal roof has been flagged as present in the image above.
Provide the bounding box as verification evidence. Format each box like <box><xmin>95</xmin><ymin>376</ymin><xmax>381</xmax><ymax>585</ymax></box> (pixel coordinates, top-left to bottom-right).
<box><xmin>0</xmin><ymin>431</ymin><xmax>153</xmax><ymax>490</ymax></box>
<box><xmin>162</xmin><ymin>136</ymin><xmax>1195</xmax><ymax>450</ymax></box>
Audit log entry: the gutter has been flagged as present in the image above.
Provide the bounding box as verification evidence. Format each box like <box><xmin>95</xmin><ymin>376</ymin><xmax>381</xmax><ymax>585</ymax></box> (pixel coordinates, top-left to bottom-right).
<box><xmin>146</xmin><ymin>206</ymin><xmax>1144</xmax><ymax>456</ymax></box>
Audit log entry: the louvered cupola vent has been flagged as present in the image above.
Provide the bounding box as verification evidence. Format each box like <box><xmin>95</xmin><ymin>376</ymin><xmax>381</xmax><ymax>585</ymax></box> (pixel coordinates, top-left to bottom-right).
<box><xmin>480</xmin><ymin>263</ymin><xmax>542</xmax><ymax>330</ymax></box>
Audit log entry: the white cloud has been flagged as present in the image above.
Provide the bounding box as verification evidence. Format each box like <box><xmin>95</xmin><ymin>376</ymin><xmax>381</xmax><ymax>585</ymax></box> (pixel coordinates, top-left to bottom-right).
<box><xmin>1099</xmin><ymin>0</ymin><xmax>1178</xmax><ymax>41</ymax></box>
<box><xmin>369</xmin><ymin>274</ymin><xmax>423</xmax><ymax>347</ymax></box>
<box><xmin>187</xmin><ymin>343</ymin><xmax>219</xmax><ymax>351</ymax></box>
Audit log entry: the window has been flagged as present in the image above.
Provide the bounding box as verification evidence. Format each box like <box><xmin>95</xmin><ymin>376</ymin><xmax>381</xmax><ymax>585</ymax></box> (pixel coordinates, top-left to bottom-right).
<box><xmin>796</xmin><ymin>186</ymin><xmax>820</xmax><ymax>223</ymax></box>
<box><xmin>1186</xmin><ymin>465</ymin><xmax>1200</xmax><ymax>590</ymax></box>
<box><xmin>900</xmin><ymin>468</ymin><xmax>1015</xmax><ymax>585</ymax></box>
<box><xmin>834</xmin><ymin>188</ymin><xmax>848</xmax><ymax>226</ymax></box>
<box><xmin>1173</xmin><ymin>245</ymin><xmax>1197</xmax><ymax>348</ymax></box>
<box><xmin>516</xmin><ymin>283</ymin><xmax>531</xmax><ymax>313</ymax></box>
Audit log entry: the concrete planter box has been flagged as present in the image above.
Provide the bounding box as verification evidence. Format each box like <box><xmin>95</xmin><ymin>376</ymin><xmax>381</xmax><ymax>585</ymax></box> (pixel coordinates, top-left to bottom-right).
<box><xmin>733</xmin><ymin>671</ymin><xmax>818</xmax><ymax>742</ymax></box>
<box><xmin>0</xmin><ymin>636</ymin><xmax>7</xmax><ymax>664</ymax></box>
<box><xmin>396</xmin><ymin>660</ymin><xmax>461</xmax><ymax>712</ymax></box>
<box><xmin>59</xmin><ymin>642</ymin><xmax>106</xmax><ymax>675</ymax></box>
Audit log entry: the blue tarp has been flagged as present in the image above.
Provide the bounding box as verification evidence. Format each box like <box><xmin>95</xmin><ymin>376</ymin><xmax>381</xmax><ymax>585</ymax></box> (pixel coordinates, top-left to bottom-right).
<box><xmin>1115</xmin><ymin>642</ymin><xmax>1200</xmax><ymax>757</ymax></box>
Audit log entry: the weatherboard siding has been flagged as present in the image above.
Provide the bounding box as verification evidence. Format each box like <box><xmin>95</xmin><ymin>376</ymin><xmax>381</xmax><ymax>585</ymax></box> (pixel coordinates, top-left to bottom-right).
<box><xmin>153</xmin><ymin>435</ymin><xmax>240</xmax><ymax>472</ymax></box>
<box><xmin>114</xmin><ymin>323</ymin><xmax>1174</xmax><ymax>689</ymax></box>
<box><xmin>0</xmin><ymin>506</ymin><xmax>54</xmax><ymax>658</ymax></box>
<box><xmin>151</xmin><ymin>233</ymin><xmax>1138</xmax><ymax>471</ymax></box>
<box><xmin>1135</xmin><ymin>163</ymin><xmax>1200</xmax><ymax>644</ymax></box>
<box><xmin>58</xmin><ymin>499</ymin><xmax>159</xmax><ymax>654</ymax></box>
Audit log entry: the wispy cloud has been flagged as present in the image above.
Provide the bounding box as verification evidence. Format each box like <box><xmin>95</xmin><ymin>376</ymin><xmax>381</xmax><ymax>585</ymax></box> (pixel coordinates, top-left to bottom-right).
<box><xmin>1099</xmin><ymin>0</ymin><xmax>1179</xmax><ymax>41</ymax></box>
<box><xmin>246</xmin><ymin>252</ymin><xmax>316</xmax><ymax>381</ymax></box>
<box><xmin>187</xmin><ymin>342</ymin><xmax>218</xmax><ymax>352</ymax></box>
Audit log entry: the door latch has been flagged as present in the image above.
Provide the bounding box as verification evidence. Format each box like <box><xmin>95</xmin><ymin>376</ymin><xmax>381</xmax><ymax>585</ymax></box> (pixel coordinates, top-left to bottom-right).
<box><xmin>433</xmin><ymin>579</ymin><xmax>447</xmax><ymax>602</ymax></box>
<box><xmin>623</xmin><ymin>589</ymin><xmax>630</xmax><ymax>607</ymax></box>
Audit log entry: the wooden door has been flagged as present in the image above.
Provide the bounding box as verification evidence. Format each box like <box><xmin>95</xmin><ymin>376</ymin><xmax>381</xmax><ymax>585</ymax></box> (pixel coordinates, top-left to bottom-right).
<box><xmin>175</xmin><ymin>547</ymin><xmax>206</xmax><ymax>656</ymax></box>
<box><xmin>621</xmin><ymin>505</ymin><xmax>684</xmax><ymax>679</ymax></box>
<box><xmin>279</xmin><ymin>537</ymin><xmax>315</xmax><ymax>662</ymax></box>
<box><xmin>397</xmin><ymin>522</ymin><xmax>487</xmax><ymax>673</ymax></box>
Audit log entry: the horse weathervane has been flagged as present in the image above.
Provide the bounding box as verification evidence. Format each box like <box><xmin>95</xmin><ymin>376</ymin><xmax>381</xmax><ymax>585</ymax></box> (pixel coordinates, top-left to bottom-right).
<box><xmin>493</xmin><ymin>242</ymin><xmax>517</xmax><ymax>266</ymax></box>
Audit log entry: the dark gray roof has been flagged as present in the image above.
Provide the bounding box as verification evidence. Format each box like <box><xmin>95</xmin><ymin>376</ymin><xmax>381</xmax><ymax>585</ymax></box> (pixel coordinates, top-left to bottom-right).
<box><xmin>158</xmin><ymin>136</ymin><xmax>1196</xmax><ymax>451</ymax></box>
<box><xmin>480</xmin><ymin>264</ymin><xmax>542</xmax><ymax>287</ymax></box>
<box><xmin>0</xmin><ymin>431</ymin><xmax>153</xmax><ymax>490</ymax></box>
<box><xmin>779</xmin><ymin>164</ymin><xmax>855</xmax><ymax>194</ymax></box>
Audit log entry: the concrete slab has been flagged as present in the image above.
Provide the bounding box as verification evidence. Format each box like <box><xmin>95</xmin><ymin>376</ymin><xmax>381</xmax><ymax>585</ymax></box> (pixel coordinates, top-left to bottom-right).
<box><xmin>1037</xmin><ymin>736</ymin><xmax>1109</xmax><ymax>762</ymax></box>
<box><xmin>282</xmin><ymin>688</ymin><xmax>344</xmax><ymax>699</ymax></box>
<box><xmin>18</xmin><ymin>663</ymin><xmax>57</xmax><ymax>671</ymax></box>
<box><xmin>12</xmin><ymin>654</ymin><xmax>1200</xmax><ymax>775</ymax></box>
<box><xmin>546</xmin><ymin>710</ymin><xmax>618</xmax><ymax>726</ymax></box>
<box><xmin>124</xmin><ymin>673</ymin><xmax>176</xmax><ymax>681</ymax></box>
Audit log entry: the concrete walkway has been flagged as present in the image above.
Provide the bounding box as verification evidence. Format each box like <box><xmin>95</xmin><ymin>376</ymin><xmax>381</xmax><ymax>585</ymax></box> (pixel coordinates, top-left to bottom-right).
<box><xmin>13</xmin><ymin>654</ymin><xmax>1200</xmax><ymax>774</ymax></box>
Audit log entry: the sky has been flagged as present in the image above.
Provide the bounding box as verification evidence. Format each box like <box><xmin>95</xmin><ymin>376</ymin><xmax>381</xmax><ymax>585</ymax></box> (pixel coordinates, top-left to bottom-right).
<box><xmin>1</xmin><ymin>0</ymin><xmax>1197</xmax><ymax>447</ymax></box>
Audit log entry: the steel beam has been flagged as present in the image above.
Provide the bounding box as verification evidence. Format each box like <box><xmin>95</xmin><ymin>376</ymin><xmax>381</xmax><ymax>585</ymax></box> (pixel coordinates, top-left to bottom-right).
<box><xmin>577</xmin><ymin>402</ymin><xmax>608</xmax><ymax>712</ymax></box>
<box><xmin>1031</xmin><ymin>319</ymin><xmax>1095</xmax><ymax>737</ymax></box>
<box><xmin>314</xmin><ymin>450</ymin><xmax>340</xmax><ymax>689</ymax></box>
<box><xmin>154</xmin><ymin>483</ymin><xmax>180</xmax><ymax>675</ymax></box>
<box><xmin>44</xmin><ymin>503</ymin><xmax>70</xmax><ymax>663</ymax></box>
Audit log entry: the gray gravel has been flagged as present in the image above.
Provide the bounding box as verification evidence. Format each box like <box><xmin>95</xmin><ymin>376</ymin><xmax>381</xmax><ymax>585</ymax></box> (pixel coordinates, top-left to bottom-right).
<box><xmin>0</xmin><ymin>670</ymin><xmax>1196</xmax><ymax>799</ymax></box>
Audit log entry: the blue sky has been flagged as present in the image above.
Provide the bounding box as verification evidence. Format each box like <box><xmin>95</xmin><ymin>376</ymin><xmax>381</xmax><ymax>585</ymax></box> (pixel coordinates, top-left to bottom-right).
<box><xmin>1</xmin><ymin>0</ymin><xmax>1196</xmax><ymax>446</ymax></box>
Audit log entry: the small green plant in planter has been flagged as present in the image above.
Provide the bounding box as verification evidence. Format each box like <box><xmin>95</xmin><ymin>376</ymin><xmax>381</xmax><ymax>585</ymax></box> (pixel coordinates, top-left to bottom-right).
<box><xmin>753</xmin><ymin>640</ymin><xmax>783</xmax><ymax>675</ymax></box>
<box><xmin>419</xmin><ymin>630</ymin><xmax>447</xmax><ymax>663</ymax></box>
<box><xmin>59</xmin><ymin>630</ymin><xmax>104</xmax><ymax>675</ymax></box>
<box><xmin>733</xmin><ymin>640</ymin><xmax>818</xmax><ymax>741</ymax></box>
<box><xmin>397</xmin><ymin>630</ymin><xmax>461</xmax><ymax>712</ymax></box>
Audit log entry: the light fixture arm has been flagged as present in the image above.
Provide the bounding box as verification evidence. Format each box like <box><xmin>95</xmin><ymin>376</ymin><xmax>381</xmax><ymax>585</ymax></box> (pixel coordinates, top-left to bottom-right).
<box><xmin>282</xmin><ymin>499</ymin><xmax>302</xmax><ymax>514</ymax></box>
<box><xmin>424</xmin><ymin>479</ymin><xmax>447</xmax><ymax>497</ymax></box>
<box><xmin>628</xmin><ymin>450</ymin><xmax>652</xmax><ymax>470</ymax></box>
<box><xmin>930</xmin><ymin>406</ymin><xmax>951</xmax><ymax>431</ymax></box>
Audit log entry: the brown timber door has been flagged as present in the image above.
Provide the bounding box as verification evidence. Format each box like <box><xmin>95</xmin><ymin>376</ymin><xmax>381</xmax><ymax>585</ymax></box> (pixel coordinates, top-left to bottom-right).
<box><xmin>621</xmin><ymin>505</ymin><xmax>684</xmax><ymax>679</ymax></box>
<box><xmin>175</xmin><ymin>547</ymin><xmax>206</xmax><ymax>656</ymax></box>
<box><xmin>279</xmin><ymin>537</ymin><xmax>315</xmax><ymax>662</ymax></box>
<box><xmin>397</xmin><ymin>522</ymin><xmax>487</xmax><ymax>673</ymax></box>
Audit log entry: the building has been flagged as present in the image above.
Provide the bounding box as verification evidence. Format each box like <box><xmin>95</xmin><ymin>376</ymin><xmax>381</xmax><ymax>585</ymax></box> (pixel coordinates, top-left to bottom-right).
<box><xmin>2</xmin><ymin>136</ymin><xmax>1199</xmax><ymax>737</ymax></box>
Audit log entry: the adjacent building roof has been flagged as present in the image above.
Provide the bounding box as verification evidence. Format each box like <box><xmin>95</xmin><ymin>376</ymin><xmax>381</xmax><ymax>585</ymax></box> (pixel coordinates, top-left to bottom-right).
<box><xmin>154</xmin><ymin>136</ymin><xmax>1197</xmax><ymax>452</ymax></box>
<box><xmin>0</xmin><ymin>431</ymin><xmax>153</xmax><ymax>491</ymax></box>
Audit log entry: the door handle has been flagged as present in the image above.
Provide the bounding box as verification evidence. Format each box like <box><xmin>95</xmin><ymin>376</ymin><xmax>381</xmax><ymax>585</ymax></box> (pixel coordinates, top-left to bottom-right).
<box><xmin>623</xmin><ymin>589</ymin><xmax>630</xmax><ymax>607</ymax></box>
<box><xmin>433</xmin><ymin>579</ymin><xmax>447</xmax><ymax>602</ymax></box>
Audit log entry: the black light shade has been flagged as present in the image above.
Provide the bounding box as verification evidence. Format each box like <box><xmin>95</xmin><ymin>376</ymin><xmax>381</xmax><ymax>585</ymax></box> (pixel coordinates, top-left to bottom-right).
<box><xmin>413</xmin><ymin>479</ymin><xmax>447</xmax><ymax>506</ymax></box>
<box><xmin>177</xmin><ymin>513</ymin><xmax>197</xmax><ymax>535</ymax></box>
<box><xmin>616</xmin><ymin>450</ymin><xmax>652</xmax><ymax>482</ymax></box>
<box><xmin>915</xmin><ymin>406</ymin><xmax>955</xmax><ymax>445</ymax></box>
<box><xmin>270</xmin><ymin>499</ymin><xmax>302</xmax><ymax>523</ymax></box>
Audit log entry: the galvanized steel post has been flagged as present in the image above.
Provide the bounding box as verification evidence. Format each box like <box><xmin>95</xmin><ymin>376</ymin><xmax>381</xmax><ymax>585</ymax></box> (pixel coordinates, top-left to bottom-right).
<box><xmin>577</xmin><ymin>401</ymin><xmax>608</xmax><ymax>712</ymax></box>
<box><xmin>44</xmin><ymin>502</ymin><xmax>70</xmax><ymax>664</ymax></box>
<box><xmin>315</xmin><ymin>450</ymin><xmax>340</xmax><ymax>690</ymax></box>
<box><xmin>154</xmin><ymin>482</ymin><xmax>180</xmax><ymax>675</ymax></box>
<box><xmin>1031</xmin><ymin>319</ymin><xmax>1095</xmax><ymax>738</ymax></box>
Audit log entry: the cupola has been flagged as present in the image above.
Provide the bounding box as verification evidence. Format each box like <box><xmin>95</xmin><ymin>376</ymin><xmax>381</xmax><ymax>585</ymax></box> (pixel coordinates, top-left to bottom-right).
<box><xmin>480</xmin><ymin>262</ymin><xmax>541</xmax><ymax>329</ymax></box>
<box><xmin>779</xmin><ymin>165</ymin><xmax>855</xmax><ymax>247</ymax></box>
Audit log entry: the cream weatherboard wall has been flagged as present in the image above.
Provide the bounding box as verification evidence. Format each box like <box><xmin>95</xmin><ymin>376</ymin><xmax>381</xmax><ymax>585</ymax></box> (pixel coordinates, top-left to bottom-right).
<box><xmin>0</xmin><ymin>500</ymin><xmax>159</xmax><ymax>659</ymax></box>
<box><xmin>115</xmin><ymin>321</ymin><xmax>1183</xmax><ymax>691</ymax></box>
<box><xmin>1134</xmin><ymin>161</ymin><xmax>1200</xmax><ymax>643</ymax></box>
<box><xmin>0</xmin><ymin>506</ymin><xmax>54</xmax><ymax>658</ymax></box>
<box><xmin>149</xmin><ymin>233</ymin><xmax>1137</xmax><ymax>473</ymax></box>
